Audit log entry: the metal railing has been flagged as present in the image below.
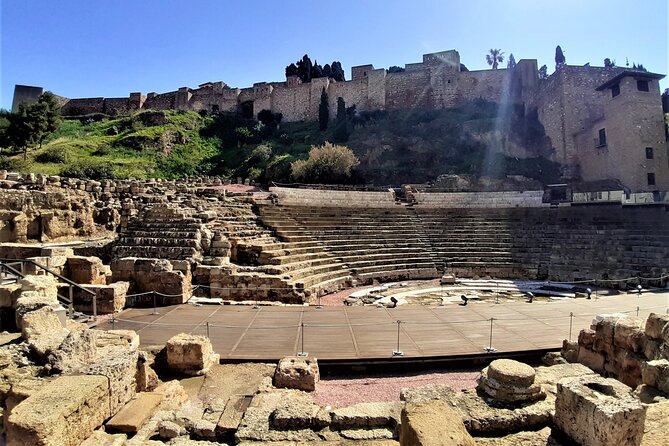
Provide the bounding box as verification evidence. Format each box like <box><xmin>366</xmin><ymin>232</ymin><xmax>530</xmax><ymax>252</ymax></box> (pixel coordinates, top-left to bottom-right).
<box><xmin>0</xmin><ymin>258</ymin><xmax>98</xmax><ymax>319</ymax></box>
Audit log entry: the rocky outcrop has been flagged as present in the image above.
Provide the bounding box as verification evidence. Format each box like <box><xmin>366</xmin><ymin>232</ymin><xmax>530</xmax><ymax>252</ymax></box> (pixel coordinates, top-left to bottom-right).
<box><xmin>273</xmin><ymin>356</ymin><xmax>320</xmax><ymax>392</ymax></box>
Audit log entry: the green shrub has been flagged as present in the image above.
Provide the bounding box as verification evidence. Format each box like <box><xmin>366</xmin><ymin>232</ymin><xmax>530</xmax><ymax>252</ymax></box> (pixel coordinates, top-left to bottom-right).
<box><xmin>0</xmin><ymin>156</ymin><xmax>29</xmax><ymax>172</ymax></box>
<box><xmin>291</xmin><ymin>142</ymin><xmax>360</xmax><ymax>184</ymax></box>
<box><xmin>60</xmin><ymin>162</ymin><xmax>116</xmax><ymax>180</ymax></box>
<box><xmin>35</xmin><ymin>147</ymin><xmax>69</xmax><ymax>163</ymax></box>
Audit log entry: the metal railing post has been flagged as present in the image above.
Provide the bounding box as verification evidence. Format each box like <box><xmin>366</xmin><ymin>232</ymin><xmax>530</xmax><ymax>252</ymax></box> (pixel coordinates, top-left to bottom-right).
<box><xmin>569</xmin><ymin>312</ymin><xmax>574</xmax><ymax>341</ymax></box>
<box><xmin>484</xmin><ymin>318</ymin><xmax>497</xmax><ymax>352</ymax></box>
<box><xmin>68</xmin><ymin>285</ymin><xmax>74</xmax><ymax>318</ymax></box>
<box><xmin>297</xmin><ymin>322</ymin><xmax>307</xmax><ymax>357</ymax></box>
<box><xmin>393</xmin><ymin>320</ymin><xmax>404</xmax><ymax>356</ymax></box>
<box><xmin>151</xmin><ymin>291</ymin><xmax>159</xmax><ymax>315</ymax></box>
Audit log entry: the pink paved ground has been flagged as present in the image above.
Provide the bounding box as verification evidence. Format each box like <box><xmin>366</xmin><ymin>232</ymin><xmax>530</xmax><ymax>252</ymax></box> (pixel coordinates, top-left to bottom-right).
<box><xmin>313</xmin><ymin>369</ymin><xmax>480</xmax><ymax>408</ymax></box>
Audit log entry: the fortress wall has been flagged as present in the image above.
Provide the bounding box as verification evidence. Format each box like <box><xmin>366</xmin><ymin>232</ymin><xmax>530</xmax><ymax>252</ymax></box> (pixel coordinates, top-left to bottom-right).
<box><xmin>414</xmin><ymin>190</ymin><xmax>546</xmax><ymax>208</ymax></box>
<box><xmin>328</xmin><ymin>78</ymin><xmax>369</xmax><ymax>112</ymax></box>
<box><xmin>271</xmin><ymin>83</ymin><xmax>313</xmax><ymax>121</ymax></box>
<box><xmin>61</xmin><ymin>98</ymin><xmax>106</xmax><ymax>116</ymax></box>
<box><xmin>458</xmin><ymin>70</ymin><xmax>509</xmax><ymax>103</ymax></box>
<box><xmin>11</xmin><ymin>85</ymin><xmax>44</xmax><ymax>113</ymax></box>
<box><xmin>367</xmin><ymin>69</ymin><xmax>387</xmax><ymax>110</ymax></box>
<box><xmin>144</xmin><ymin>92</ymin><xmax>177</xmax><ymax>110</ymax></box>
<box><xmin>385</xmin><ymin>69</ymin><xmax>433</xmax><ymax>109</ymax></box>
<box><xmin>270</xmin><ymin>186</ymin><xmax>396</xmax><ymax>207</ymax></box>
<box><xmin>426</xmin><ymin>67</ymin><xmax>460</xmax><ymax>108</ymax></box>
<box><xmin>103</xmin><ymin>98</ymin><xmax>131</xmax><ymax>116</ymax></box>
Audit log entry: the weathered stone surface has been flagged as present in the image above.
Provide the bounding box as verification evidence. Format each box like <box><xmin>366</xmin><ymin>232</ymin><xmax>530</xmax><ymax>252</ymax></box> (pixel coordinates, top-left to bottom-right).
<box><xmin>48</xmin><ymin>329</ymin><xmax>98</xmax><ymax>372</ymax></box>
<box><xmin>401</xmin><ymin>384</ymin><xmax>552</xmax><ymax>435</ymax></box>
<box><xmin>154</xmin><ymin>380</ymin><xmax>190</xmax><ymax>410</ymax></box>
<box><xmin>235</xmin><ymin>390</ymin><xmax>321</xmax><ymax>442</ymax></box>
<box><xmin>274</xmin><ymin>356</ymin><xmax>320</xmax><ymax>392</ymax></box>
<box><xmin>541</xmin><ymin>351</ymin><xmax>567</xmax><ymax>366</ymax></box>
<box><xmin>6</xmin><ymin>375</ymin><xmax>110</xmax><ymax>446</ymax></box>
<box><xmin>80</xmin><ymin>430</ymin><xmax>127</xmax><ymax>446</ymax></box>
<box><xmin>642</xmin><ymin>359</ymin><xmax>669</xmax><ymax>394</ymax></box>
<box><xmin>477</xmin><ymin>359</ymin><xmax>544</xmax><ymax>404</ymax></box>
<box><xmin>67</xmin><ymin>255</ymin><xmax>107</xmax><ymax>285</ymax></box>
<box><xmin>75</xmin><ymin>282</ymin><xmax>129</xmax><ymax>314</ymax></box>
<box><xmin>331</xmin><ymin>402</ymin><xmax>400</xmax><ymax>431</ymax></box>
<box><xmin>578</xmin><ymin>328</ymin><xmax>596</xmax><ymax>349</ymax></box>
<box><xmin>475</xmin><ymin>427</ymin><xmax>562</xmax><ymax>446</ymax></box>
<box><xmin>0</xmin><ymin>284</ymin><xmax>21</xmax><ymax>308</ymax></box>
<box><xmin>14</xmin><ymin>290</ymin><xmax>59</xmax><ymax>328</ymax></box>
<box><xmin>270</xmin><ymin>395</ymin><xmax>327</xmax><ymax>430</ymax></box>
<box><xmin>554</xmin><ymin>375</ymin><xmax>646</xmax><ymax>446</ymax></box>
<box><xmin>106</xmin><ymin>392</ymin><xmax>163</xmax><ymax>433</ymax></box>
<box><xmin>20</xmin><ymin>306</ymin><xmax>68</xmax><ymax>356</ymax></box>
<box><xmin>136</xmin><ymin>352</ymin><xmax>159</xmax><ymax>392</ymax></box>
<box><xmin>592</xmin><ymin>313</ymin><xmax>624</xmax><ymax>354</ymax></box>
<box><xmin>166</xmin><ymin>333</ymin><xmax>219</xmax><ymax>376</ymax></box>
<box><xmin>185</xmin><ymin>417</ymin><xmax>218</xmax><ymax>441</ymax></box>
<box><xmin>614</xmin><ymin>316</ymin><xmax>646</xmax><ymax>353</ymax></box>
<box><xmin>534</xmin><ymin>363</ymin><xmax>596</xmax><ymax>396</ymax></box>
<box><xmin>17</xmin><ymin>275</ymin><xmax>58</xmax><ymax>302</ymax></box>
<box><xmin>645</xmin><ymin>313</ymin><xmax>669</xmax><ymax>340</ymax></box>
<box><xmin>158</xmin><ymin>420</ymin><xmax>186</xmax><ymax>439</ymax></box>
<box><xmin>340</xmin><ymin>427</ymin><xmax>396</xmax><ymax>440</ymax></box>
<box><xmin>577</xmin><ymin>347</ymin><xmax>605</xmax><ymax>372</ymax></box>
<box><xmin>400</xmin><ymin>400</ymin><xmax>475</xmax><ymax>446</ymax></box>
<box><xmin>217</xmin><ymin>395</ymin><xmax>251</xmax><ymax>440</ymax></box>
<box><xmin>641</xmin><ymin>400</ymin><xmax>669</xmax><ymax>446</ymax></box>
<box><xmin>561</xmin><ymin>340</ymin><xmax>578</xmax><ymax>363</ymax></box>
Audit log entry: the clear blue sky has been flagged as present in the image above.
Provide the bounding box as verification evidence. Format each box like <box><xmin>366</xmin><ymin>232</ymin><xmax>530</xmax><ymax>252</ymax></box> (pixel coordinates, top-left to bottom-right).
<box><xmin>1</xmin><ymin>0</ymin><xmax>668</xmax><ymax>110</ymax></box>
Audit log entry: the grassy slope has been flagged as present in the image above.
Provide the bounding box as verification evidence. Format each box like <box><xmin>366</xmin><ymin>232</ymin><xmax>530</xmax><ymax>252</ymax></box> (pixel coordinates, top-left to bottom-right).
<box><xmin>2</xmin><ymin>102</ymin><xmax>561</xmax><ymax>184</ymax></box>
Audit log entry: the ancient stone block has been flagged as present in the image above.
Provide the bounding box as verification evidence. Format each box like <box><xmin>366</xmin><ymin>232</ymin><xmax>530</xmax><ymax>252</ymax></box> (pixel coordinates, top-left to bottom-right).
<box><xmin>578</xmin><ymin>328</ymin><xmax>596</xmax><ymax>349</ymax></box>
<box><xmin>592</xmin><ymin>314</ymin><xmax>624</xmax><ymax>354</ymax></box>
<box><xmin>136</xmin><ymin>351</ymin><xmax>159</xmax><ymax>392</ymax></box>
<box><xmin>577</xmin><ymin>347</ymin><xmax>605</xmax><ymax>373</ymax></box>
<box><xmin>158</xmin><ymin>420</ymin><xmax>186</xmax><ymax>440</ymax></box>
<box><xmin>554</xmin><ymin>375</ymin><xmax>646</xmax><ymax>446</ymax></box>
<box><xmin>614</xmin><ymin>316</ymin><xmax>646</xmax><ymax>353</ymax></box>
<box><xmin>645</xmin><ymin>313</ymin><xmax>669</xmax><ymax>340</ymax></box>
<box><xmin>273</xmin><ymin>356</ymin><xmax>320</xmax><ymax>392</ymax></box>
<box><xmin>331</xmin><ymin>402</ymin><xmax>401</xmax><ymax>431</ymax></box>
<box><xmin>6</xmin><ymin>375</ymin><xmax>110</xmax><ymax>446</ymax></box>
<box><xmin>75</xmin><ymin>282</ymin><xmax>129</xmax><ymax>314</ymax></box>
<box><xmin>20</xmin><ymin>306</ymin><xmax>68</xmax><ymax>357</ymax></box>
<box><xmin>106</xmin><ymin>392</ymin><xmax>163</xmax><ymax>434</ymax></box>
<box><xmin>477</xmin><ymin>359</ymin><xmax>545</xmax><ymax>404</ymax></box>
<box><xmin>400</xmin><ymin>400</ymin><xmax>475</xmax><ymax>446</ymax></box>
<box><xmin>66</xmin><ymin>256</ymin><xmax>107</xmax><ymax>285</ymax></box>
<box><xmin>17</xmin><ymin>275</ymin><xmax>58</xmax><ymax>303</ymax></box>
<box><xmin>0</xmin><ymin>284</ymin><xmax>21</xmax><ymax>308</ymax></box>
<box><xmin>166</xmin><ymin>333</ymin><xmax>218</xmax><ymax>376</ymax></box>
<box><xmin>642</xmin><ymin>359</ymin><xmax>669</xmax><ymax>394</ymax></box>
<box><xmin>561</xmin><ymin>339</ymin><xmax>579</xmax><ymax>363</ymax></box>
<box><xmin>153</xmin><ymin>380</ymin><xmax>189</xmax><ymax>411</ymax></box>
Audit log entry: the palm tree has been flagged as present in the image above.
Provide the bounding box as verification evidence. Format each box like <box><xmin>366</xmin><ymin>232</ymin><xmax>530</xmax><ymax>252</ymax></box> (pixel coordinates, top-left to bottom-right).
<box><xmin>486</xmin><ymin>49</ymin><xmax>505</xmax><ymax>70</ymax></box>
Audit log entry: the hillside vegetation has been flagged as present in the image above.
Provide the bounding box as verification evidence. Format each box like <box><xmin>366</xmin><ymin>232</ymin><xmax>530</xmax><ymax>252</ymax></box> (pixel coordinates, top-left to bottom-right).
<box><xmin>0</xmin><ymin>100</ymin><xmax>561</xmax><ymax>185</ymax></box>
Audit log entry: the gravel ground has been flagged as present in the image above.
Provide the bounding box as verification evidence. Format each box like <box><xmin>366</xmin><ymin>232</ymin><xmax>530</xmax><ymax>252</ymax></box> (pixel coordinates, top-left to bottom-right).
<box><xmin>313</xmin><ymin>368</ymin><xmax>481</xmax><ymax>408</ymax></box>
<box><xmin>318</xmin><ymin>279</ymin><xmax>442</xmax><ymax>307</ymax></box>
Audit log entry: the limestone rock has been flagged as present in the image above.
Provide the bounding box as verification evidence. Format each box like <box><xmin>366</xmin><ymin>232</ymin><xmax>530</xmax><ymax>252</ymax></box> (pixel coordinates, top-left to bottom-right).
<box><xmin>614</xmin><ymin>316</ymin><xmax>646</xmax><ymax>353</ymax></box>
<box><xmin>645</xmin><ymin>313</ymin><xmax>669</xmax><ymax>340</ymax></box>
<box><xmin>106</xmin><ymin>392</ymin><xmax>163</xmax><ymax>434</ymax></box>
<box><xmin>400</xmin><ymin>400</ymin><xmax>475</xmax><ymax>446</ymax></box>
<box><xmin>136</xmin><ymin>352</ymin><xmax>159</xmax><ymax>392</ymax></box>
<box><xmin>20</xmin><ymin>306</ymin><xmax>69</xmax><ymax>357</ymax></box>
<box><xmin>331</xmin><ymin>402</ymin><xmax>400</xmax><ymax>431</ymax></box>
<box><xmin>642</xmin><ymin>359</ymin><xmax>669</xmax><ymax>394</ymax></box>
<box><xmin>80</xmin><ymin>430</ymin><xmax>127</xmax><ymax>446</ymax></box>
<box><xmin>17</xmin><ymin>275</ymin><xmax>58</xmax><ymax>302</ymax></box>
<box><xmin>166</xmin><ymin>333</ymin><xmax>219</xmax><ymax>376</ymax></box>
<box><xmin>6</xmin><ymin>375</ymin><xmax>110</xmax><ymax>446</ymax></box>
<box><xmin>273</xmin><ymin>356</ymin><xmax>320</xmax><ymax>392</ymax></box>
<box><xmin>554</xmin><ymin>375</ymin><xmax>646</xmax><ymax>446</ymax></box>
<box><xmin>154</xmin><ymin>380</ymin><xmax>190</xmax><ymax>410</ymax></box>
<box><xmin>641</xmin><ymin>400</ymin><xmax>669</xmax><ymax>446</ymax></box>
<box><xmin>270</xmin><ymin>395</ymin><xmax>328</xmax><ymax>430</ymax></box>
<box><xmin>235</xmin><ymin>390</ymin><xmax>321</xmax><ymax>442</ymax></box>
<box><xmin>561</xmin><ymin>340</ymin><xmax>578</xmax><ymax>363</ymax></box>
<box><xmin>0</xmin><ymin>284</ymin><xmax>21</xmax><ymax>308</ymax></box>
<box><xmin>475</xmin><ymin>427</ymin><xmax>561</xmax><ymax>446</ymax></box>
<box><xmin>577</xmin><ymin>347</ymin><xmax>605</xmax><ymax>372</ymax></box>
<box><xmin>66</xmin><ymin>255</ymin><xmax>108</xmax><ymax>285</ymax></box>
<box><xmin>477</xmin><ymin>359</ymin><xmax>545</xmax><ymax>404</ymax></box>
<box><xmin>158</xmin><ymin>420</ymin><xmax>186</xmax><ymax>439</ymax></box>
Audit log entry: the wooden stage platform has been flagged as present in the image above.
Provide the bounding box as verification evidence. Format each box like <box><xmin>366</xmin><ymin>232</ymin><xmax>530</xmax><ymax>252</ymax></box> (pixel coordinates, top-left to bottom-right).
<box><xmin>98</xmin><ymin>291</ymin><xmax>669</xmax><ymax>361</ymax></box>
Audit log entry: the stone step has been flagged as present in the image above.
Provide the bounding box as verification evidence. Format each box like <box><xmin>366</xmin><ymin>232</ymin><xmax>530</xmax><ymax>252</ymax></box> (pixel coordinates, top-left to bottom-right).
<box><xmin>116</xmin><ymin>237</ymin><xmax>200</xmax><ymax>247</ymax></box>
<box><xmin>288</xmin><ymin>263</ymin><xmax>351</xmax><ymax>282</ymax></box>
<box><xmin>356</xmin><ymin>267</ymin><xmax>440</xmax><ymax>283</ymax></box>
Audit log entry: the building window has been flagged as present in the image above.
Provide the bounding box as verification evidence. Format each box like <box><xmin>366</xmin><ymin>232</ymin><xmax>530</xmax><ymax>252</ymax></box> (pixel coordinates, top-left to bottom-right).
<box><xmin>647</xmin><ymin>173</ymin><xmax>656</xmax><ymax>186</ymax></box>
<box><xmin>597</xmin><ymin>128</ymin><xmax>607</xmax><ymax>147</ymax></box>
<box><xmin>637</xmin><ymin>80</ymin><xmax>649</xmax><ymax>92</ymax></box>
<box><xmin>646</xmin><ymin>147</ymin><xmax>654</xmax><ymax>159</ymax></box>
<box><xmin>611</xmin><ymin>83</ymin><xmax>620</xmax><ymax>97</ymax></box>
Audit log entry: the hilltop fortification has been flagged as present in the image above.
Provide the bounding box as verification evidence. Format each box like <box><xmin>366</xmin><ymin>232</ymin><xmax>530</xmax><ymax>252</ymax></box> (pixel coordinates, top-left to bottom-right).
<box><xmin>13</xmin><ymin>49</ymin><xmax>668</xmax><ymax>191</ymax></box>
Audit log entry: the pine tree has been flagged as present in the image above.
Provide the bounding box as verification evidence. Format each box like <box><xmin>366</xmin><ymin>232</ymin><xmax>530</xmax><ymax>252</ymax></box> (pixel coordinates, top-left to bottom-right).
<box><xmin>333</xmin><ymin>97</ymin><xmax>348</xmax><ymax>143</ymax></box>
<box><xmin>318</xmin><ymin>88</ymin><xmax>329</xmax><ymax>131</ymax></box>
<box><xmin>555</xmin><ymin>45</ymin><xmax>566</xmax><ymax>71</ymax></box>
<box><xmin>507</xmin><ymin>53</ymin><xmax>516</xmax><ymax>69</ymax></box>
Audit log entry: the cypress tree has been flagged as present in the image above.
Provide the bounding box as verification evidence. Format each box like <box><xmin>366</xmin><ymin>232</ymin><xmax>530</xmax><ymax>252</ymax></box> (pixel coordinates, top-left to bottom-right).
<box><xmin>318</xmin><ymin>88</ymin><xmax>329</xmax><ymax>131</ymax></box>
